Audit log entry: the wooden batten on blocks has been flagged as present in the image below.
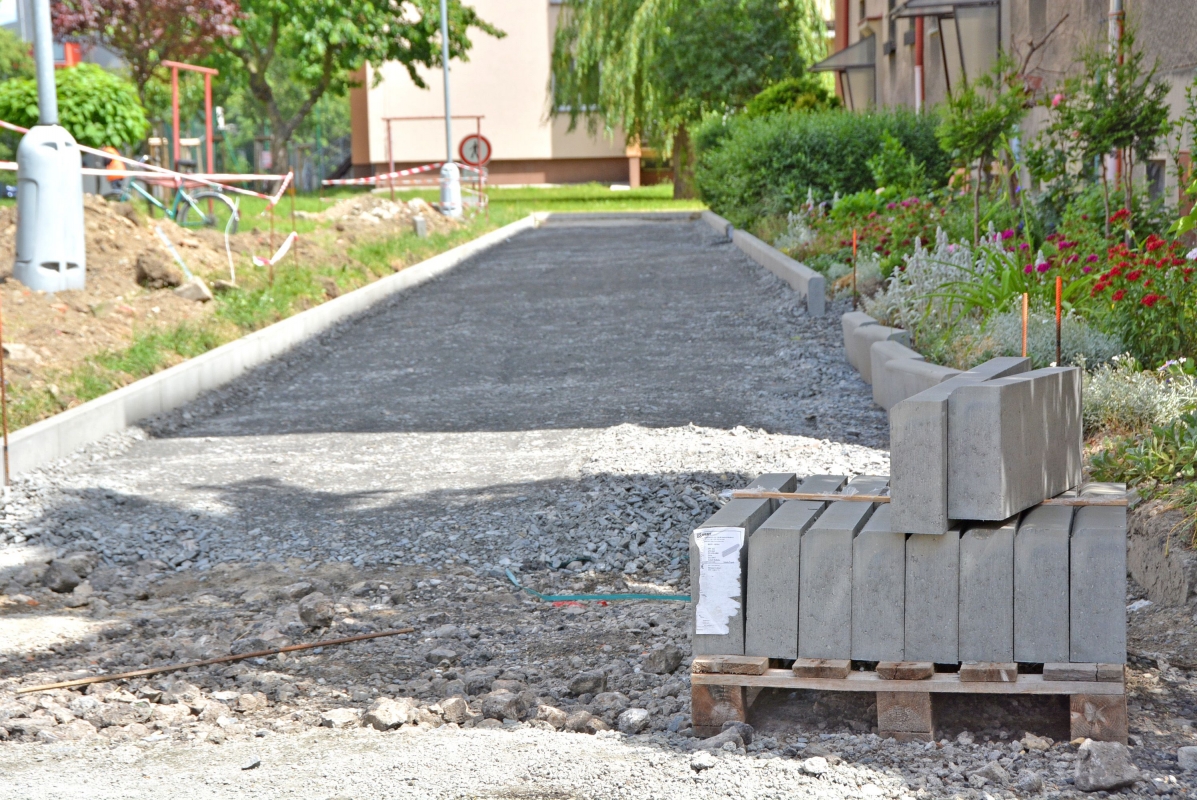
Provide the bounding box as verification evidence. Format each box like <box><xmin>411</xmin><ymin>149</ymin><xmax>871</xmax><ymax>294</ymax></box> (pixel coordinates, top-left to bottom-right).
<box><xmin>692</xmin><ymin>655</ymin><xmax>768</xmax><ymax>675</ymax></box>
<box><xmin>792</xmin><ymin>658</ymin><xmax>852</xmax><ymax>679</ymax></box>
<box><xmin>959</xmin><ymin>662</ymin><xmax>1019</xmax><ymax>682</ymax></box>
<box><xmin>877</xmin><ymin>662</ymin><xmax>934</xmax><ymax>680</ymax></box>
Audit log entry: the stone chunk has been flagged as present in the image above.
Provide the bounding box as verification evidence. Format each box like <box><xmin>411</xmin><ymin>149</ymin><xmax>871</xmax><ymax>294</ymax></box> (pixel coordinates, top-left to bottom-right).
<box><xmin>43</xmin><ymin>562</ymin><xmax>81</xmax><ymax>593</ymax></box>
<box><xmin>616</xmin><ymin>708</ymin><xmax>651</xmax><ymax>734</ymax></box>
<box><xmin>320</xmin><ymin>708</ymin><xmax>360</xmax><ymax>729</ymax></box>
<box><xmin>947</xmin><ymin>367</ymin><xmax>1083</xmax><ymax>521</ymax></box>
<box><xmin>174</xmin><ymin>277</ymin><xmax>214</xmax><ymax>303</ymax></box>
<box><xmin>298</xmin><ymin>592</ymin><xmax>334</xmax><ymax>629</ymax></box>
<box><xmin>1074</xmin><ymin>739</ymin><xmax>1139</xmax><ymax>792</ymax></box>
<box><xmin>644</xmin><ymin>645</ymin><xmax>683</xmax><ymax>674</ymax></box>
<box><xmin>440</xmin><ymin>697</ymin><xmax>472</xmax><ymax>725</ymax></box>
<box><xmin>480</xmin><ymin>691</ymin><xmax>521</xmax><ymax>721</ymax></box>
<box><xmin>745</xmin><ymin>475</ymin><xmax>845</xmax><ymax>659</ymax></box>
<box><xmin>1178</xmin><ymin>746</ymin><xmax>1197</xmax><ymax>771</ymax></box>
<box><xmin>568</xmin><ymin>671</ymin><xmax>606</xmax><ymax>695</ymax></box>
<box><xmin>362</xmin><ymin>698</ymin><xmax>416</xmax><ymax>730</ymax></box>
<box><xmin>535</xmin><ymin>705</ymin><xmax>567</xmax><ymax>729</ymax></box>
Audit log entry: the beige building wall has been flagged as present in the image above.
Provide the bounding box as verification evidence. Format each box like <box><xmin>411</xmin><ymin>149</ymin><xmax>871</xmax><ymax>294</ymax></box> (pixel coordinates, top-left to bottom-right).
<box><xmin>350</xmin><ymin>0</ymin><xmax>631</xmax><ymax>184</ymax></box>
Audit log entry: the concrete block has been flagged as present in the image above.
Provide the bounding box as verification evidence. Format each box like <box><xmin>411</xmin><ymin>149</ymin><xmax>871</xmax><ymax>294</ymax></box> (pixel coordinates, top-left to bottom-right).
<box><xmin>691</xmin><ymin>473</ymin><xmax>797</xmax><ymax>656</ymax></box>
<box><xmin>848</xmin><ymin>325</ymin><xmax>910</xmax><ymax>384</ymax></box>
<box><xmin>700</xmin><ymin>210</ymin><xmax>733</xmax><ymax>238</ymax></box>
<box><xmin>877</xmin><ymin>358</ymin><xmax>962</xmax><ymax>411</ymax></box>
<box><xmin>841</xmin><ymin>311</ymin><xmax>877</xmax><ymax>356</ymax></box>
<box><xmin>798</xmin><ymin>476</ymin><xmax>890</xmax><ymax>659</ymax></box>
<box><xmin>948</xmin><ymin>367</ymin><xmax>1083</xmax><ymax>521</ymax></box>
<box><xmin>746</xmin><ymin>475</ymin><xmax>846</xmax><ymax>659</ymax></box>
<box><xmin>889</xmin><ymin>357</ymin><xmax>1032</xmax><ymax>535</ymax></box>
<box><xmin>731</xmin><ymin>229</ymin><xmax>826</xmax><ymax>316</ymax></box>
<box><xmin>1014</xmin><ymin>504</ymin><xmax>1073</xmax><ymax>663</ymax></box>
<box><xmin>740</xmin><ymin>473</ymin><xmax>799</xmax><ymax>515</ymax></box>
<box><xmin>870</xmin><ymin>340</ymin><xmax>925</xmax><ymax>409</ymax></box>
<box><xmin>959</xmin><ymin>517</ymin><xmax>1017</xmax><ymax>662</ymax></box>
<box><xmin>1070</xmin><ymin>503</ymin><xmax>1127</xmax><ymax>664</ymax></box>
<box><xmin>851</xmin><ymin>503</ymin><xmax>906</xmax><ymax>661</ymax></box>
<box><xmin>904</xmin><ymin>527</ymin><xmax>961</xmax><ymax>663</ymax></box>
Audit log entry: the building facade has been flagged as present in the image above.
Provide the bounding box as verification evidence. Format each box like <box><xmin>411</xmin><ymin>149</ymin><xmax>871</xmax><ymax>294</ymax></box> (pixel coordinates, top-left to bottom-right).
<box><xmin>348</xmin><ymin>0</ymin><xmax>637</xmax><ymax>185</ymax></box>
<box><xmin>815</xmin><ymin>0</ymin><xmax>1197</xmax><ymax>202</ymax></box>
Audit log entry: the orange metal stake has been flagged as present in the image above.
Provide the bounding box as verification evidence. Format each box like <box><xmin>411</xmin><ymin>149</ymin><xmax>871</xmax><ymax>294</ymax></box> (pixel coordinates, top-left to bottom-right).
<box><xmin>1021</xmin><ymin>292</ymin><xmax>1029</xmax><ymax>358</ymax></box>
<box><xmin>1055</xmin><ymin>276</ymin><xmax>1063</xmax><ymax>365</ymax></box>
<box><xmin>852</xmin><ymin>229</ymin><xmax>859</xmax><ymax>310</ymax></box>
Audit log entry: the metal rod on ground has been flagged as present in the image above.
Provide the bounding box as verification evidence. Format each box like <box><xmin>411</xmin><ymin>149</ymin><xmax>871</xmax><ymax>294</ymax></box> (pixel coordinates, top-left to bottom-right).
<box><xmin>290</xmin><ymin>180</ymin><xmax>297</xmax><ymax>264</ymax></box>
<box><xmin>1021</xmin><ymin>292</ymin><xmax>1029</xmax><ymax>358</ymax></box>
<box><xmin>730</xmin><ymin>490</ymin><xmax>1127</xmax><ymax>507</ymax></box>
<box><xmin>269</xmin><ymin>204</ymin><xmax>275</xmax><ymax>285</ymax></box>
<box><xmin>852</xmin><ymin>228</ymin><xmax>858</xmax><ymax>310</ymax></box>
<box><xmin>1055</xmin><ymin>275</ymin><xmax>1063</xmax><ymax>365</ymax></box>
<box><xmin>16</xmin><ymin>627</ymin><xmax>416</xmax><ymax>695</ymax></box>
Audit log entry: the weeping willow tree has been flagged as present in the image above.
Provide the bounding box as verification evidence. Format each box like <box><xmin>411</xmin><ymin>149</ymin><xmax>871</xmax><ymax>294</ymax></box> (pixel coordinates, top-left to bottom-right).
<box><xmin>551</xmin><ymin>0</ymin><xmax>827</xmax><ymax>198</ymax></box>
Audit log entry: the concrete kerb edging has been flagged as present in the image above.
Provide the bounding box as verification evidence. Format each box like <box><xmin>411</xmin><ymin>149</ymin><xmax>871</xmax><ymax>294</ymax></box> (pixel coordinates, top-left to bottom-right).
<box><xmin>8</xmin><ymin>214</ymin><xmax>541</xmax><ymax>478</ymax></box>
<box><xmin>699</xmin><ymin>210</ymin><xmax>825</xmax><ymax>317</ymax></box>
<box><xmin>842</xmin><ymin>309</ymin><xmax>961</xmax><ymax>410</ymax></box>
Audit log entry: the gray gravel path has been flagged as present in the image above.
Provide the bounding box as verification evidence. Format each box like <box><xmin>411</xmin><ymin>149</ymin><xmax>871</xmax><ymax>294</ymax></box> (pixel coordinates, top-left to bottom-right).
<box><xmin>4</xmin><ymin>217</ymin><xmax>1165</xmax><ymax>798</ymax></box>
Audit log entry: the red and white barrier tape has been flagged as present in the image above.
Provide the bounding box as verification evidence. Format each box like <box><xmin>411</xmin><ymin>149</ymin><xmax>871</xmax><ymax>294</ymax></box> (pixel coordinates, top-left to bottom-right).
<box><xmin>252</xmin><ymin>231</ymin><xmax>298</xmax><ymax>267</ymax></box>
<box><xmin>0</xmin><ymin>118</ymin><xmax>291</xmax><ymax>204</ymax></box>
<box><xmin>322</xmin><ymin>161</ymin><xmax>485</xmax><ymax>187</ymax></box>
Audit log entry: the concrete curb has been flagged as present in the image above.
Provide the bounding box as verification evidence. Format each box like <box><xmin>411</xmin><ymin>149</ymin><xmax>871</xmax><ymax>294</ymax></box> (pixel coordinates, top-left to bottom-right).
<box><xmin>8</xmin><ymin>214</ymin><xmax>539</xmax><ymax>477</ymax></box>
<box><xmin>700</xmin><ymin>210</ymin><xmax>733</xmax><ymax>239</ymax></box>
<box><xmin>841</xmin><ymin>310</ymin><xmax>956</xmax><ymax>410</ymax></box>
<box><xmin>730</xmin><ymin>230</ymin><xmax>825</xmax><ymax>317</ymax></box>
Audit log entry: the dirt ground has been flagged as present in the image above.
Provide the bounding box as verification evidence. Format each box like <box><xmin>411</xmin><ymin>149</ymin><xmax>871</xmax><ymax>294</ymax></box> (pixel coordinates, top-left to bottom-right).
<box><xmin>0</xmin><ymin>192</ymin><xmax>455</xmax><ymax>413</ymax></box>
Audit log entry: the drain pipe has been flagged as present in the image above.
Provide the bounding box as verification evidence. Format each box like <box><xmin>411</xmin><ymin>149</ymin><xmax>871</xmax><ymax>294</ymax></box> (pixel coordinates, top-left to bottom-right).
<box><xmin>914</xmin><ymin>17</ymin><xmax>925</xmax><ymax>113</ymax></box>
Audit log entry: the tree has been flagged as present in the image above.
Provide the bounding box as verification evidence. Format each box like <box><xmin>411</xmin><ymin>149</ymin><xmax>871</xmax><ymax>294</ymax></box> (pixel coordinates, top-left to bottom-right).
<box><xmin>551</xmin><ymin>0</ymin><xmax>826</xmax><ymax>198</ymax></box>
<box><xmin>208</xmin><ymin>0</ymin><xmax>501</xmax><ymax>173</ymax></box>
<box><xmin>0</xmin><ymin>27</ymin><xmax>34</xmax><ymax>83</ymax></box>
<box><xmin>935</xmin><ymin>53</ymin><xmax>1029</xmax><ymax>243</ymax></box>
<box><xmin>51</xmin><ymin>0</ymin><xmax>239</xmax><ymax>102</ymax></box>
<box><xmin>1034</xmin><ymin>27</ymin><xmax>1169</xmax><ymax>240</ymax></box>
<box><xmin>0</xmin><ymin>63</ymin><xmax>149</xmax><ymax>147</ymax></box>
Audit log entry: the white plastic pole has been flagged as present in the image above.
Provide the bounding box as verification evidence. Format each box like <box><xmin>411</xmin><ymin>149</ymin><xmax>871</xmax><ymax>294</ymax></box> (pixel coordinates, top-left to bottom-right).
<box><xmin>32</xmin><ymin>0</ymin><xmax>56</xmax><ymax>124</ymax></box>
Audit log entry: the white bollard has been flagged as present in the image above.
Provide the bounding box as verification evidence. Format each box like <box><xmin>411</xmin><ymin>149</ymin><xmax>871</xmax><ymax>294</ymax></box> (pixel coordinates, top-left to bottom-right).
<box><xmin>440</xmin><ymin>162</ymin><xmax>462</xmax><ymax>219</ymax></box>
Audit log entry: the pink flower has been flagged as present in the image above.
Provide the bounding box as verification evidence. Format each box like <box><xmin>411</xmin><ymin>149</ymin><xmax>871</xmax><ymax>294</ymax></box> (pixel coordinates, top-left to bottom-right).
<box><xmin>1086</xmin><ymin>254</ymin><xmax>1099</xmax><ymax>263</ymax></box>
<box><xmin>1019</xmin><ymin>242</ymin><xmax>1030</xmax><ymax>251</ymax></box>
<box><xmin>1082</xmin><ymin>266</ymin><xmax>1093</xmax><ymax>274</ymax></box>
<box><xmin>1036</xmin><ymin>262</ymin><xmax>1050</xmax><ymax>273</ymax></box>
<box><xmin>1001</xmin><ymin>229</ymin><xmax>1015</xmax><ymax>240</ymax></box>
<box><xmin>1024</xmin><ymin>264</ymin><xmax>1034</xmax><ymax>274</ymax></box>
<box><xmin>1052</xmin><ymin>93</ymin><xmax>1064</xmax><ymax>108</ymax></box>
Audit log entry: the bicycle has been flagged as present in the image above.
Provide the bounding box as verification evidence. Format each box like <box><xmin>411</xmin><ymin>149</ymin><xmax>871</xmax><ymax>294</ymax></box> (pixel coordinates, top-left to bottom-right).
<box><xmin>114</xmin><ymin>158</ymin><xmax>240</xmax><ymax>234</ymax></box>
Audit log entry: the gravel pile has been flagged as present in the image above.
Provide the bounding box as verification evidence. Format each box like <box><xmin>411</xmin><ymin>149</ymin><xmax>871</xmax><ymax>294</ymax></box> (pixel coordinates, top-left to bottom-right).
<box><xmin>0</xmin><ymin>220</ymin><xmax>1187</xmax><ymax>796</ymax></box>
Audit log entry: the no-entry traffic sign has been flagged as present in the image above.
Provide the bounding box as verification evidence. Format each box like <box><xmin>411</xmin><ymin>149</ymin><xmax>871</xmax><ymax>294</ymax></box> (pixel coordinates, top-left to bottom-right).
<box><xmin>459</xmin><ymin>134</ymin><xmax>492</xmax><ymax>167</ymax></box>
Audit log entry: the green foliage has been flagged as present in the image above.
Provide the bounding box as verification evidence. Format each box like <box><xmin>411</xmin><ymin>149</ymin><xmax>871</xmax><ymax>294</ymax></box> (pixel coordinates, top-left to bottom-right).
<box><xmin>693</xmin><ymin>108</ymin><xmax>949</xmax><ymax>228</ymax></box>
<box><xmin>210</xmin><ymin>0</ymin><xmax>502</xmax><ymax>171</ymax></box>
<box><xmin>1090</xmin><ymin>412</ymin><xmax>1197</xmax><ymax>497</ymax></box>
<box><xmin>744</xmin><ymin>75</ymin><xmax>839</xmax><ymax>118</ymax></box>
<box><xmin>935</xmin><ymin>53</ymin><xmax>1028</xmax><ymax>242</ymax></box>
<box><xmin>0</xmin><ymin>64</ymin><xmax>148</xmax><ymax>148</ymax></box>
<box><xmin>0</xmin><ymin>27</ymin><xmax>33</xmax><ymax>83</ymax></box>
<box><xmin>551</xmin><ymin>0</ymin><xmax>825</xmax><ymax>151</ymax></box>
<box><xmin>1031</xmin><ymin>26</ymin><xmax>1170</xmax><ymax>237</ymax></box>
<box><xmin>1084</xmin><ymin>356</ymin><xmax>1197</xmax><ymax>436</ymax></box>
<box><xmin>867</xmin><ymin>133</ymin><xmax>928</xmax><ymax>197</ymax></box>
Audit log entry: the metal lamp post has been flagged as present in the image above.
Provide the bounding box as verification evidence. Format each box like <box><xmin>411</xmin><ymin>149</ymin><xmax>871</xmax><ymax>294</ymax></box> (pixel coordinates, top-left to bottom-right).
<box><xmin>438</xmin><ymin>0</ymin><xmax>462</xmax><ymax>218</ymax></box>
<box><xmin>14</xmin><ymin>0</ymin><xmax>86</xmax><ymax>292</ymax></box>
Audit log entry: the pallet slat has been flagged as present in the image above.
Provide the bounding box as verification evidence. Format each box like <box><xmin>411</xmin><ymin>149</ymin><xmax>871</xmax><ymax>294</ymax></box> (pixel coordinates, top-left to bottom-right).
<box><xmin>690</xmin><ymin>668</ymin><xmax>1124</xmax><ymax>695</ymax></box>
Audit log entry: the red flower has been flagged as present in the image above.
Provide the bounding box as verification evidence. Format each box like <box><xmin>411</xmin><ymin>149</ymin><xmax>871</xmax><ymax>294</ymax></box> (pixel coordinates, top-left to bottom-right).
<box><xmin>1112</xmin><ymin>289</ymin><xmax>1126</xmax><ymax>301</ymax></box>
<box><xmin>1126</xmin><ymin>269</ymin><xmax>1143</xmax><ymax>282</ymax></box>
<box><xmin>1142</xmin><ymin>294</ymin><xmax>1161</xmax><ymax>307</ymax></box>
<box><xmin>1109</xmin><ymin>208</ymin><xmax>1130</xmax><ymax>223</ymax></box>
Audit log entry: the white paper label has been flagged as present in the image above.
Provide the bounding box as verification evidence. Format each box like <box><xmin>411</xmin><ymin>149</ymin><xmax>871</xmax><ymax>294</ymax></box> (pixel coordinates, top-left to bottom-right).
<box><xmin>694</xmin><ymin>526</ymin><xmax>745</xmax><ymax>635</ymax></box>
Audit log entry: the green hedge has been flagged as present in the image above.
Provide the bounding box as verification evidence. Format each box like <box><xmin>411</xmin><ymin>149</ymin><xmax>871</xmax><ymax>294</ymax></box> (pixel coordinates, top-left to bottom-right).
<box><xmin>694</xmin><ymin>109</ymin><xmax>950</xmax><ymax>229</ymax></box>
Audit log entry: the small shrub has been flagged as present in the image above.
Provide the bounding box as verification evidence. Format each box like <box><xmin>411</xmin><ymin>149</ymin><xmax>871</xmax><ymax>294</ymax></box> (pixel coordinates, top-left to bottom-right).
<box><xmin>744</xmin><ymin>75</ymin><xmax>839</xmax><ymax>118</ymax></box>
<box><xmin>694</xmin><ymin>108</ymin><xmax>949</xmax><ymax>229</ymax></box>
<box><xmin>1090</xmin><ymin>412</ymin><xmax>1197</xmax><ymax>497</ymax></box>
<box><xmin>0</xmin><ymin>63</ymin><xmax>148</xmax><ymax>148</ymax></box>
<box><xmin>1083</xmin><ymin>355</ymin><xmax>1197</xmax><ymax>435</ymax></box>
<box><xmin>986</xmin><ymin>310</ymin><xmax>1122</xmax><ymax>369</ymax></box>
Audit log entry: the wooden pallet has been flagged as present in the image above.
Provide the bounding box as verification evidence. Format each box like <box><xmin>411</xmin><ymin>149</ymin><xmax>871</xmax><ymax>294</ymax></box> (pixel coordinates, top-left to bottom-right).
<box><xmin>691</xmin><ymin>656</ymin><xmax>1127</xmax><ymax>743</ymax></box>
